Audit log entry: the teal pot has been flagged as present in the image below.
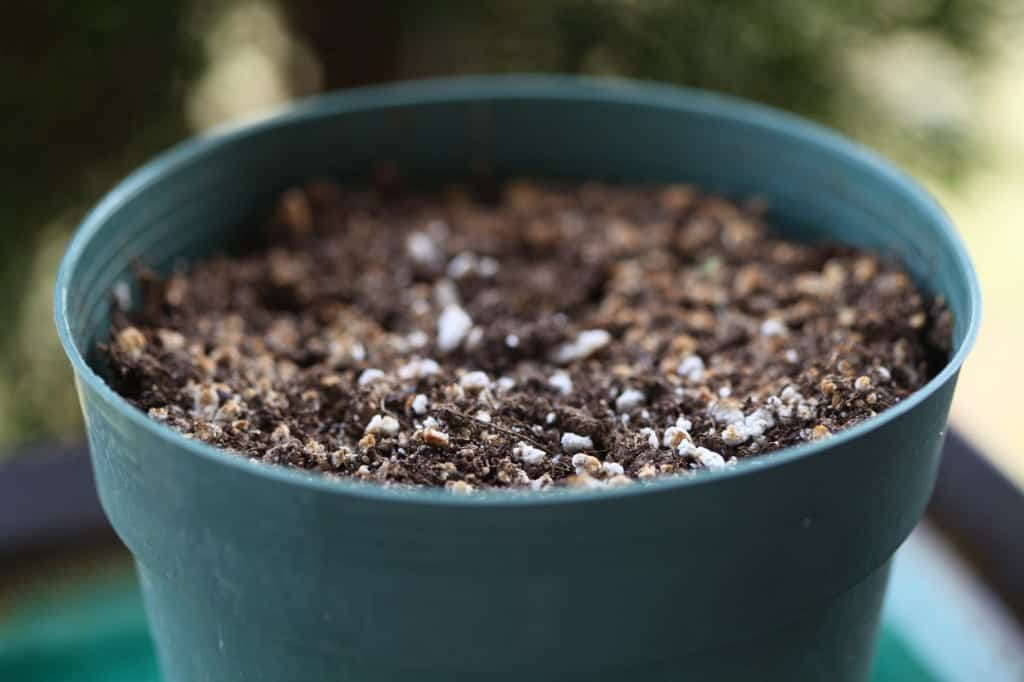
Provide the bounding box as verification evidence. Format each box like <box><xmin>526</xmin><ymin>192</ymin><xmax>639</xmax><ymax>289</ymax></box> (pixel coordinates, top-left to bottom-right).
<box><xmin>55</xmin><ymin>76</ymin><xmax>980</xmax><ymax>682</ymax></box>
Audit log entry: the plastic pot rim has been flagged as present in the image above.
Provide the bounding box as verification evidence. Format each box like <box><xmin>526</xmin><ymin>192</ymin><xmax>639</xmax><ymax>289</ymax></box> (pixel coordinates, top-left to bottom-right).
<box><xmin>53</xmin><ymin>74</ymin><xmax>982</xmax><ymax>508</ymax></box>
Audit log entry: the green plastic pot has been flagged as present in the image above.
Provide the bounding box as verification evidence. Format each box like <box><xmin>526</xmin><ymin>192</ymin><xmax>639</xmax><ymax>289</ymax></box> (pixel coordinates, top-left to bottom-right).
<box><xmin>55</xmin><ymin>76</ymin><xmax>980</xmax><ymax>682</ymax></box>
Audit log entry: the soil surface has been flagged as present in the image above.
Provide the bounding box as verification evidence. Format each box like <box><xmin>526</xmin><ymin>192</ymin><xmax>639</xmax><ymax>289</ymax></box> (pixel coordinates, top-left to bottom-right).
<box><xmin>105</xmin><ymin>178</ymin><xmax>952</xmax><ymax>492</ymax></box>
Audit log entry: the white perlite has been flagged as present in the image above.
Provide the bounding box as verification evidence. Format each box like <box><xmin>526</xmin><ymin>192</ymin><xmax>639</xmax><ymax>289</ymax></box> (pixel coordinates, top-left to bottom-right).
<box><xmin>615</xmin><ymin>388</ymin><xmax>646</xmax><ymax>412</ymax></box>
<box><xmin>397</xmin><ymin>358</ymin><xmax>441</xmax><ymax>380</ymax></box>
<box><xmin>780</xmin><ymin>385</ymin><xmax>803</xmax><ymax>403</ymax></box>
<box><xmin>357</xmin><ymin>368</ymin><xmax>386</xmax><ymax>386</ymax></box>
<box><xmin>465</xmin><ymin>326</ymin><xmax>484</xmax><ymax>350</ymax></box>
<box><xmin>446</xmin><ymin>251</ymin><xmax>500</xmax><ymax>280</ymax></box>
<box><xmin>514</xmin><ymin>442</ymin><xmax>547</xmax><ymax>464</ymax></box>
<box><xmin>708</xmin><ymin>400</ymin><xmax>745</xmax><ymax>425</ymax></box>
<box><xmin>796</xmin><ymin>402</ymin><xmax>817</xmax><ymax>420</ymax></box>
<box><xmin>639</xmin><ymin>427</ymin><xmax>659</xmax><ymax>449</ymax></box>
<box><xmin>548</xmin><ymin>371</ymin><xmax>574</xmax><ymax>396</ymax></box>
<box><xmin>328</xmin><ymin>338</ymin><xmax>366</xmax><ymax>365</ymax></box>
<box><xmin>437</xmin><ymin>304</ymin><xmax>473</xmax><ymax>352</ymax></box>
<box><xmin>497</xmin><ymin>376</ymin><xmax>517</xmax><ymax>391</ymax></box>
<box><xmin>720</xmin><ymin>407</ymin><xmax>776</xmax><ymax>445</ymax></box>
<box><xmin>406</xmin><ymin>330</ymin><xmax>429</xmax><ymax>348</ymax></box>
<box><xmin>405</xmin><ymin>231</ymin><xmax>444</xmax><ymax>268</ymax></box>
<box><xmin>459</xmin><ymin>371</ymin><xmax>492</xmax><ymax>392</ymax></box>
<box><xmin>696</xmin><ymin>448</ymin><xmax>727</xmax><ymax>470</ymax></box>
<box><xmin>157</xmin><ymin>329</ymin><xmax>185</xmax><ymax>351</ymax></box>
<box><xmin>411</xmin><ymin>394</ymin><xmax>429</xmax><ymax>415</ymax></box>
<box><xmin>554</xmin><ymin>329</ymin><xmax>611</xmax><ymax>363</ymax></box>
<box><xmin>545</xmin><ymin>411</ymin><xmax>557</xmax><ymax>425</ymax></box>
<box><xmin>561</xmin><ymin>432</ymin><xmax>594</xmax><ymax>453</ymax></box>
<box><xmin>365</xmin><ymin>414</ymin><xmax>399</xmax><ymax>436</ymax></box>
<box><xmin>433</xmin><ymin>279</ymin><xmax>460</xmax><ymax>308</ymax></box>
<box><xmin>446</xmin><ymin>252</ymin><xmax>476</xmax><ymax>279</ymax></box>
<box><xmin>744</xmin><ymin>408</ymin><xmax>774</xmax><ymax>435</ymax></box>
<box><xmin>677</xmin><ymin>354</ymin><xmax>705</xmax><ymax>382</ymax></box>
<box><xmin>760</xmin><ymin>318</ymin><xmax>788</xmax><ymax>337</ymax></box>
<box><xmin>477</xmin><ymin>257</ymin><xmax>500</xmax><ymax>278</ymax></box>
<box><xmin>504</xmin><ymin>334</ymin><xmax>520</xmax><ymax>348</ymax></box>
<box><xmin>769</xmin><ymin>385</ymin><xmax>817</xmax><ymax>421</ymax></box>
<box><xmin>602</xmin><ymin>461</ymin><xmax>625</xmax><ymax>477</ymax></box>
<box><xmin>475</xmin><ymin>411</ymin><xmax>492</xmax><ymax>423</ymax></box>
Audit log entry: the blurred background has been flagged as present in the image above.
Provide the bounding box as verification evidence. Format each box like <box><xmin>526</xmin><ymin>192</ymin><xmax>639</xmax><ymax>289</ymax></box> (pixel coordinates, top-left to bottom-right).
<box><xmin>4</xmin><ymin>0</ymin><xmax>1024</xmax><ymax>481</ymax></box>
<box><xmin>2</xmin><ymin>2</ymin><xmax>1023</xmax><ymax>680</ymax></box>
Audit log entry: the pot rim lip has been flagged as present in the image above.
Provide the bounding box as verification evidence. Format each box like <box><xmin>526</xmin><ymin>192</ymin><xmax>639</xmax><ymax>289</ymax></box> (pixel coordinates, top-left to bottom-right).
<box><xmin>54</xmin><ymin>74</ymin><xmax>982</xmax><ymax>508</ymax></box>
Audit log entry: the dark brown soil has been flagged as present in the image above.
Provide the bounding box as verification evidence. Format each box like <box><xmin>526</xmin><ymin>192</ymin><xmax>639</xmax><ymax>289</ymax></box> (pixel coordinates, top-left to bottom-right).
<box><xmin>104</xmin><ymin>178</ymin><xmax>952</xmax><ymax>492</ymax></box>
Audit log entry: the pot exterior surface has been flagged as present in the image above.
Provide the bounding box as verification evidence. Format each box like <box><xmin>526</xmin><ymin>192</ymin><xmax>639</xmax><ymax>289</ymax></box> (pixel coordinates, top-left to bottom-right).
<box><xmin>57</xmin><ymin>77</ymin><xmax>979</xmax><ymax>681</ymax></box>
